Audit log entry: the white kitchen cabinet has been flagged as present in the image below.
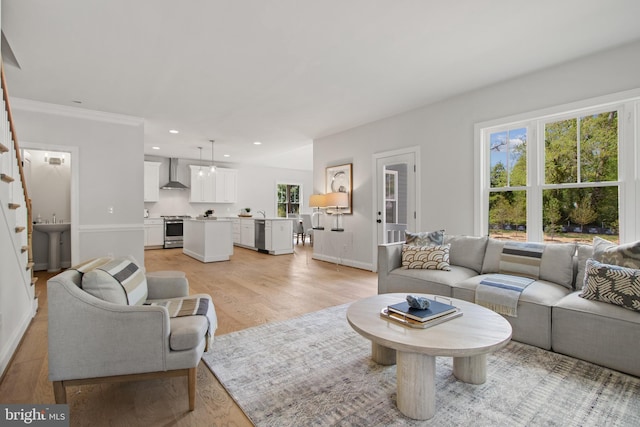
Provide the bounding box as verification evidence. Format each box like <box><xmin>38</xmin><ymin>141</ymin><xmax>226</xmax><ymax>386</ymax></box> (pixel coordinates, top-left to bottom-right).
<box><xmin>189</xmin><ymin>165</ymin><xmax>238</xmax><ymax>203</ymax></box>
<box><xmin>189</xmin><ymin>165</ymin><xmax>215</xmax><ymax>202</ymax></box>
<box><xmin>266</xmin><ymin>219</ymin><xmax>293</xmax><ymax>255</ymax></box>
<box><xmin>232</xmin><ymin>218</ymin><xmax>241</xmax><ymax>244</ymax></box>
<box><xmin>215</xmin><ymin>168</ymin><xmax>238</xmax><ymax>203</ymax></box>
<box><xmin>144</xmin><ymin>218</ymin><xmax>164</xmax><ymax>248</ymax></box>
<box><xmin>240</xmin><ymin>219</ymin><xmax>255</xmax><ymax>247</ymax></box>
<box><xmin>144</xmin><ymin>161</ymin><xmax>161</xmax><ymax>202</ymax></box>
<box><xmin>232</xmin><ymin>218</ymin><xmax>293</xmax><ymax>254</ymax></box>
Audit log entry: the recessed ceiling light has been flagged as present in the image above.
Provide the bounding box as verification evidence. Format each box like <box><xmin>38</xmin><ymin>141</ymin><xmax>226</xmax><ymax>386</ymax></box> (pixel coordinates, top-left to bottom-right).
<box><xmin>152</xmin><ymin>146</ymin><xmax>160</xmax><ymax>150</ymax></box>
<box><xmin>253</xmin><ymin>141</ymin><xmax>262</xmax><ymax>145</ymax></box>
<box><xmin>223</xmin><ymin>154</ymin><xmax>230</xmax><ymax>158</ymax></box>
<box><xmin>169</xmin><ymin>129</ymin><xmax>179</xmax><ymax>134</ymax></box>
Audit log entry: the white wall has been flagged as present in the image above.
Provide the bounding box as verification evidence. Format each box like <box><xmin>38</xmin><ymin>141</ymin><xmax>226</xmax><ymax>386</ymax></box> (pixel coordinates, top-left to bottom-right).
<box><xmin>144</xmin><ymin>156</ymin><xmax>313</xmax><ymax>219</ymax></box>
<box><xmin>314</xmin><ymin>40</ymin><xmax>640</xmax><ymax>271</ymax></box>
<box><xmin>12</xmin><ymin>100</ymin><xmax>145</xmax><ymax>264</ymax></box>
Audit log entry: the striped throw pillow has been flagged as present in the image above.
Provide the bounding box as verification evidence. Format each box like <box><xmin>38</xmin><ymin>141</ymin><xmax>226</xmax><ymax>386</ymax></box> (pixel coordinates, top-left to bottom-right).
<box><xmin>70</xmin><ymin>256</ymin><xmax>113</xmax><ymax>274</ymax></box>
<box><xmin>499</xmin><ymin>242</ymin><xmax>544</xmax><ymax>279</ymax></box>
<box><xmin>82</xmin><ymin>257</ymin><xmax>148</xmax><ymax>305</ymax></box>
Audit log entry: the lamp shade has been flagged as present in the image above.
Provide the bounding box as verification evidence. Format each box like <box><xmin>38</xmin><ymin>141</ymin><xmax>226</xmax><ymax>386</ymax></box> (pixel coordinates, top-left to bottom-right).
<box><xmin>325</xmin><ymin>192</ymin><xmax>348</xmax><ymax>208</ymax></box>
<box><xmin>309</xmin><ymin>194</ymin><xmax>326</xmax><ymax>208</ymax></box>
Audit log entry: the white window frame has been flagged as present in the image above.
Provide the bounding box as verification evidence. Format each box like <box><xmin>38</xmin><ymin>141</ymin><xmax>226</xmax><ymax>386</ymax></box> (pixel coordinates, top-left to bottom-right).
<box><xmin>475</xmin><ymin>89</ymin><xmax>640</xmax><ymax>243</ymax></box>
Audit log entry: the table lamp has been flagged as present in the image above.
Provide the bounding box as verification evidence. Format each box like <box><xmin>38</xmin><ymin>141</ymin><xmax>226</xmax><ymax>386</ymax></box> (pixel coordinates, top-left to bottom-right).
<box><xmin>325</xmin><ymin>192</ymin><xmax>349</xmax><ymax>232</ymax></box>
<box><xmin>309</xmin><ymin>194</ymin><xmax>326</xmax><ymax>230</ymax></box>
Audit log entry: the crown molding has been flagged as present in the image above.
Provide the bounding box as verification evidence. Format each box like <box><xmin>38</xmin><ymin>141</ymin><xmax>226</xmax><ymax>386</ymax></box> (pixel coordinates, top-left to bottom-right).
<box><xmin>10</xmin><ymin>97</ymin><xmax>144</xmax><ymax>127</ymax></box>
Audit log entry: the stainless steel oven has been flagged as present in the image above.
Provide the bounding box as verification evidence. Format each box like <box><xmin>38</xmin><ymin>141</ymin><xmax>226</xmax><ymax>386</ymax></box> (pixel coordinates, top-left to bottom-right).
<box><xmin>162</xmin><ymin>216</ymin><xmax>188</xmax><ymax>248</ymax></box>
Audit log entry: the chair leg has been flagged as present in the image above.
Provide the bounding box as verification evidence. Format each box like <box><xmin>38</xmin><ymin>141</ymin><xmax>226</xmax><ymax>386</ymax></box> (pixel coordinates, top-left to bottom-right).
<box><xmin>188</xmin><ymin>367</ymin><xmax>197</xmax><ymax>411</ymax></box>
<box><xmin>53</xmin><ymin>381</ymin><xmax>67</xmax><ymax>404</ymax></box>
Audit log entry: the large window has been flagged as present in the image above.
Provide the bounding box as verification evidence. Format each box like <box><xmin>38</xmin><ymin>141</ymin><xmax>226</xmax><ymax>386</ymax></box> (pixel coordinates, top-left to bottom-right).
<box><xmin>477</xmin><ymin>93</ymin><xmax>640</xmax><ymax>244</ymax></box>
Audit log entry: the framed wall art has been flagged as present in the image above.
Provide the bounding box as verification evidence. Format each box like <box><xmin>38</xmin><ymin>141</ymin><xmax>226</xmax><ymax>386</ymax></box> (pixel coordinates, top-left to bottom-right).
<box><xmin>325</xmin><ymin>163</ymin><xmax>352</xmax><ymax>214</ymax></box>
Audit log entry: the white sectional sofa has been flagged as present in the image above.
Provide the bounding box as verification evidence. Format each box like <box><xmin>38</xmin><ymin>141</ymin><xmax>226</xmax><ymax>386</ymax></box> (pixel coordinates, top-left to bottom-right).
<box><xmin>378</xmin><ymin>235</ymin><xmax>640</xmax><ymax>377</ymax></box>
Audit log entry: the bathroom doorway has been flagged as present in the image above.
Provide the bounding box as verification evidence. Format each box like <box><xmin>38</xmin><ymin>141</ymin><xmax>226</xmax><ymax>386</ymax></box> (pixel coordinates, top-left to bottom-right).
<box><xmin>22</xmin><ymin>144</ymin><xmax>78</xmax><ymax>270</ymax></box>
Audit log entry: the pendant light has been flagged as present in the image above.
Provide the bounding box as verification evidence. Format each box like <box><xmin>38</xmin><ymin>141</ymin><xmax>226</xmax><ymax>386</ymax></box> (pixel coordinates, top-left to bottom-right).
<box><xmin>198</xmin><ymin>147</ymin><xmax>204</xmax><ymax>177</ymax></box>
<box><xmin>209</xmin><ymin>139</ymin><xmax>216</xmax><ymax>174</ymax></box>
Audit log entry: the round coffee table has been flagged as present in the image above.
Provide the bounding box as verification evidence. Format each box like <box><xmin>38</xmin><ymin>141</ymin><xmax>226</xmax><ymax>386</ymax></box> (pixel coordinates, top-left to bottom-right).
<box><xmin>347</xmin><ymin>293</ymin><xmax>512</xmax><ymax>420</ymax></box>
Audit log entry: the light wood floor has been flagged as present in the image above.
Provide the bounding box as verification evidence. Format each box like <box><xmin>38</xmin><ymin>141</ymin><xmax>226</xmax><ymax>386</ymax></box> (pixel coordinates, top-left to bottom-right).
<box><xmin>0</xmin><ymin>243</ymin><xmax>377</xmax><ymax>426</ymax></box>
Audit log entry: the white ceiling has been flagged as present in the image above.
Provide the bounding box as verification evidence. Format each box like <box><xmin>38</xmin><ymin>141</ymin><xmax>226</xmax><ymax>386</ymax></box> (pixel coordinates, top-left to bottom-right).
<box><xmin>3</xmin><ymin>0</ymin><xmax>640</xmax><ymax>170</ymax></box>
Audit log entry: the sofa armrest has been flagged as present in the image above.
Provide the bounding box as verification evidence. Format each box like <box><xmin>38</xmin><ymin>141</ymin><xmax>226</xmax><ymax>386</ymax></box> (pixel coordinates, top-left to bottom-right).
<box><xmin>47</xmin><ymin>273</ymin><xmax>172</xmax><ymax>381</ymax></box>
<box><xmin>378</xmin><ymin>242</ymin><xmax>404</xmax><ymax>294</ymax></box>
<box><xmin>146</xmin><ymin>271</ymin><xmax>190</xmax><ymax>299</ymax></box>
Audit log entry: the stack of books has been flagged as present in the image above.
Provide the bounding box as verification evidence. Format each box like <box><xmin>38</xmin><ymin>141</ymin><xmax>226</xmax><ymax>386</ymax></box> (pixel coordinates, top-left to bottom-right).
<box><xmin>380</xmin><ymin>298</ymin><xmax>462</xmax><ymax>329</ymax></box>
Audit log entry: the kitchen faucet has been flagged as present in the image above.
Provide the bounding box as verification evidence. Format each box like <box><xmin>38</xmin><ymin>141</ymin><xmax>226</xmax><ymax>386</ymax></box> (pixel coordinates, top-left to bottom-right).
<box><xmin>257</xmin><ymin>210</ymin><xmax>266</xmax><ymax>218</ymax></box>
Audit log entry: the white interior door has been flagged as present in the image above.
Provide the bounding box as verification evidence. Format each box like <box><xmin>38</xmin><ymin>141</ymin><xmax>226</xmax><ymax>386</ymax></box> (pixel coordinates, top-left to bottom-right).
<box><xmin>372</xmin><ymin>147</ymin><xmax>419</xmax><ymax>271</ymax></box>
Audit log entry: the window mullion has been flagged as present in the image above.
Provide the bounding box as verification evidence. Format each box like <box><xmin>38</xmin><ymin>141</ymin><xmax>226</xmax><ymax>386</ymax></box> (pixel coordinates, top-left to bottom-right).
<box><xmin>527</xmin><ymin>123</ymin><xmax>543</xmax><ymax>242</ymax></box>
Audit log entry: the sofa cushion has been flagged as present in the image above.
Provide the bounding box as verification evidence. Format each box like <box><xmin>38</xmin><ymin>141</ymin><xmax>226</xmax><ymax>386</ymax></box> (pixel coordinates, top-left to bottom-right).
<box><xmin>593</xmin><ymin>236</ymin><xmax>640</xmax><ymax>269</ymax></box>
<box><xmin>405</xmin><ymin>229</ymin><xmax>444</xmax><ymax>246</ymax></box>
<box><xmin>453</xmin><ymin>275</ymin><xmax>571</xmax><ymax>350</ymax></box>
<box><xmin>169</xmin><ymin>315</ymin><xmax>209</xmax><ymax>351</ymax></box>
<box><xmin>402</xmin><ymin>244</ymin><xmax>451</xmax><ymax>271</ymax></box>
<box><xmin>580</xmin><ymin>259</ymin><xmax>640</xmax><ymax>312</ymax></box>
<box><xmin>575</xmin><ymin>244</ymin><xmax>594</xmax><ymax>290</ymax></box>
<box><xmin>481</xmin><ymin>238</ymin><xmax>504</xmax><ymax>274</ymax></box>
<box><xmin>552</xmin><ymin>291</ymin><xmax>640</xmax><ymax>377</ymax></box>
<box><xmin>538</xmin><ymin>243</ymin><xmax>577</xmax><ymax>290</ymax></box>
<box><xmin>444</xmin><ymin>235</ymin><xmax>488</xmax><ymax>273</ymax></box>
<box><xmin>388</xmin><ymin>265</ymin><xmax>478</xmax><ymax>297</ymax></box>
<box><xmin>82</xmin><ymin>257</ymin><xmax>148</xmax><ymax>305</ymax></box>
<box><xmin>482</xmin><ymin>239</ymin><xmax>575</xmax><ymax>289</ymax></box>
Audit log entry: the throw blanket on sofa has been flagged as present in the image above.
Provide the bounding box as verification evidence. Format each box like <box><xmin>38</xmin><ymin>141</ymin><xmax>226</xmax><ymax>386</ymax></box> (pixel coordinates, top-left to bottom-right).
<box><xmin>476</xmin><ymin>274</ymin><xmax>535</xmax><ymax>317</ymax></box>
<box><xmin>147</xmin><ymin>297</ymin><xmax>216</xmax><ymax>350</ymax></box>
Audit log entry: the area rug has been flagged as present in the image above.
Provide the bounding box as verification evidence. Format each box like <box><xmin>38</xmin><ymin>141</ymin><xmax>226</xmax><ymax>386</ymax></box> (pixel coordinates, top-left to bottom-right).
<box><xmin>203</xmin><ymin>304</ymin><xmax>640</xmax><ymax>426</ymax></box>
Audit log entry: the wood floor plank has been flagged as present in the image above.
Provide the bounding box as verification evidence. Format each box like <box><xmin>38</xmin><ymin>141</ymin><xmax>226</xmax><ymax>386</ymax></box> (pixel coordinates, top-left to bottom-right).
<box><xmin>0</xmin><ymin>244</ymin><xmax>377</xmax><ymax>426</ymax></box>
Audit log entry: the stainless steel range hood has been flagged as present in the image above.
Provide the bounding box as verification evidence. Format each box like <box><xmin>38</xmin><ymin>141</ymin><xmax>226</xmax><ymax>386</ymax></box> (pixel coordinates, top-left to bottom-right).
<box><xmin>161</xmin><ymin>158</ymin><xmax>189</xmax><ymax>190</ymax></box>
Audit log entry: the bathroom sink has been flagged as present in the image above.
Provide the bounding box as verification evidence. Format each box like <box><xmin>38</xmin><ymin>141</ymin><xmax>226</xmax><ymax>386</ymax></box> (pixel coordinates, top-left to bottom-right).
<box><xmin>34</xmin><ymin>222</ymin><xmax>70</xmax><ymax>272</ymax></box>
<box><xmin>34</xmin><ymin>222</ymin><xmax>71</xmax><ymax>233</ymax></box>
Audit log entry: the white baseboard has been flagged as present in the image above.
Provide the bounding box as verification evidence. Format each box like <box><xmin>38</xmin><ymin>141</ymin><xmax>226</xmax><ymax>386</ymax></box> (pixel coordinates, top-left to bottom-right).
<box><xmin>312</xmin><ymin>254</ymin><xmax>373</xmax><ymax>271</ymax></box>
<box><xmin>0</xmin><ymin>305</ymin><xmax>34</xmax><ymax>379</ymax></box>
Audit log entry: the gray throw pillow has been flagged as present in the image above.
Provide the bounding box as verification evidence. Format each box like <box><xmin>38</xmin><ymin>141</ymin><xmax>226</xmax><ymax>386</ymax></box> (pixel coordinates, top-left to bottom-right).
<box><xmin>593</xmin><ymin>236</ymin><xmax>640</xmax><ymax>269</ymax></box>
<box><xmin>538</xmin><ymin>243</ymin><xmax>576</xmax><ymax>289</ymax></box>
<box><xmin>405</xmin><ymin>229</ymin><xmax>444</xmax><ymax>247</ymax></box>
<box><xmin>481</xmin><ymin>238</ymin><xmax>505</xmax><ymax>274</ymax></box>
<box><xmin>575</xmin><ymin>244</ymin><xmax>594</xmax><ymax>290</ymax></box>
<box><xmin>444</xmin><ymin>235</ymin><xmax>488</xmax><ymax>273</ymax></box>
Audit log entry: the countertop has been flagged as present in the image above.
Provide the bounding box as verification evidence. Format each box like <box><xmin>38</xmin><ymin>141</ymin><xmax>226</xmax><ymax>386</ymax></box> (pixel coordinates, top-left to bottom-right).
<box><xmin>232</xmin><ymin>217</ymin><xmax>293</xmax><ymax>221</ymax></box>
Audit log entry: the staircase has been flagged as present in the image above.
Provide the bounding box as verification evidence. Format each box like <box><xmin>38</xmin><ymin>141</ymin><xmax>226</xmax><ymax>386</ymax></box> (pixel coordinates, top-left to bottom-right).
<box><xmin>0</xmin><ymin>62</ymin><xmax>36</xmax><ymax>378</ymax></box>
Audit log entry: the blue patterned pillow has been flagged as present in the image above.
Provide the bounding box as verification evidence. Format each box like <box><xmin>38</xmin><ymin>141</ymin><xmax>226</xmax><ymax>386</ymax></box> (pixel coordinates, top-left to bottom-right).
<box><xmin>580</xmin><ymin>259</ymin><xmax>640</xmax><ymax>312</ymax></box>
<box><xmin>405</xmin><ymin>229</ymin><xmax>444</xmax><ymax>247</ymax></box>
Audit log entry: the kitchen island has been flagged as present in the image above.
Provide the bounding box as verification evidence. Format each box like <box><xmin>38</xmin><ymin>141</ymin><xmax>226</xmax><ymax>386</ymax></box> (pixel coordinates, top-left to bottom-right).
<box><xmin>183</xmin><ymin>218</ymin><xmax>233</xmax><ymax>262</ymax></box>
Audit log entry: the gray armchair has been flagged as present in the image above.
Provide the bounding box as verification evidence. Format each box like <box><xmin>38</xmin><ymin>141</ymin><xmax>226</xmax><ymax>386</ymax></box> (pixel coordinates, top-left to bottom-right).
<box><xmin>47</xmin><ymin>257</ymin><xmax>216</xmax><ymax>411</ymax></box>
